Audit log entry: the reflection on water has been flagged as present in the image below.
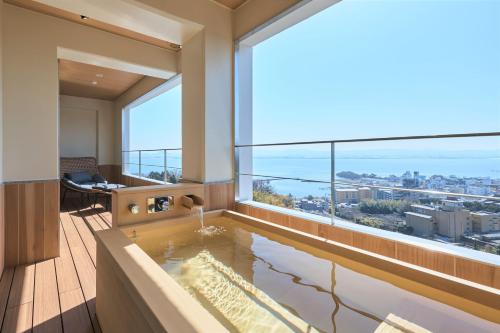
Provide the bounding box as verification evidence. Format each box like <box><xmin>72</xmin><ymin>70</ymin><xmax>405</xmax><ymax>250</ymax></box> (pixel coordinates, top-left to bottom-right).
<box><xmin>134</xmin><ymin>217</ymin><xmax>499</xmax><ymax>333</ymax></box>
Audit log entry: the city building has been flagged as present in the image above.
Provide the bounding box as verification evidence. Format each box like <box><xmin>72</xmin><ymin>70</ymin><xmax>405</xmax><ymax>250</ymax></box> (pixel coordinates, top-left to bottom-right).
<box><xmin>376</xmin><ymin>189</ymin><xmax>394</xmax><ymax>200</ymax></box>
<box><xmin>358</xmin><ymin>187</ymin><xmax>373</xmax><ymax>200</ymax></box>
<box><xmin>335</xmin><ymin>188</ymin><xmax>359</xmax><ymax>204</ymax></box>
<box><xmin>405</xmin><ymin>212</ymin><xmax>435</xmax><ymax>238</ymax></box>
<box><xmin>471</xmin><ymin>212</ymin><xmax>500</xmax><ymax>233</ymax></box>
<box><xmin>409</xmin><ymin>203</ymin><xmax>472</xmax><ymax>241</ymax></box>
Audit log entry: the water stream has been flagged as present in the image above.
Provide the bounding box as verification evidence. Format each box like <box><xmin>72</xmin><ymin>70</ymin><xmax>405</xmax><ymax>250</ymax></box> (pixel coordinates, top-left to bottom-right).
<box><xmin>194</xmin><ymin>205</ymin><xmax>224</xmax><ymax>236</ymax></box>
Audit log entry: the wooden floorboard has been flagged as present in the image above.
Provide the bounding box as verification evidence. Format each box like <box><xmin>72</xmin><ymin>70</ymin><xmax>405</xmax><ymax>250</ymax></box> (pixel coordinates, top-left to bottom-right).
<box><xmin>33</xmin><ymin>260</ymin><xmax>62</xmax><ymax>333</ymax></box>
<box><xmin>0</xmin><ymin>268</ymin><xmax>15</xmax><ymax>329</ymax></box>
<box><xmin>0</xmin><ymin>201</ymin><xmax>109</xmax><ymax>333</ymax></box>
<box><xmin>3</xmin><ymin>264</ymin><xmax>35</xmax><ymax>333</ymax></box>
<box><xmin>60</xmin><ymin>212</ymin><xmax>100</xmax><ymax>333</ymax></box>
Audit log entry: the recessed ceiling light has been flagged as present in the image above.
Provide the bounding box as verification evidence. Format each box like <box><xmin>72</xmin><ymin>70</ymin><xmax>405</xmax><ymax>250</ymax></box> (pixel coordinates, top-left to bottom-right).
<box><xmin>96</xmin><ymin>73</ymin><xmax>104</xmax><ymax>78</ymax></box>
<box><xmin>91</xmin><ymin>81</ymin><xmax>98</xmax><ymax>85</ymax></box>
<box><xmin>80</xmin><ymin>15</ymin><xmax>89</xmax><ymax>20</ymax></box>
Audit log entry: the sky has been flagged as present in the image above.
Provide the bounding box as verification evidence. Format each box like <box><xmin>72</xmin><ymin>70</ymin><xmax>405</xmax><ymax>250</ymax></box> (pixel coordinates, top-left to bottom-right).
<box><xmin>128</xmin><ymin>0</ymin><xmax>500</xmax><ymax>154</ymax></box>
<box><xmin>252</xmin><ymin>0</ymin><xmax>500</xmax><ymax>151</ymax></box>
<box><xmin>129</xmin><ymin>84</ymin><xmax>182</xmax><ymax>150</ymax></box>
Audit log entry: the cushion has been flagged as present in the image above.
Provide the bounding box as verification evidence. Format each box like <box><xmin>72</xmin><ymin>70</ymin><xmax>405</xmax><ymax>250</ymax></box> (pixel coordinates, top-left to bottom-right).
<box><xmin>93</xmin><ymin>174</ymin><xmax>106</xmax><ymax>183</ymax></box>
<box><xmin>65</xmin><ymin>171</ymin><xmax>93</xmax><ymax>184</ymax></box>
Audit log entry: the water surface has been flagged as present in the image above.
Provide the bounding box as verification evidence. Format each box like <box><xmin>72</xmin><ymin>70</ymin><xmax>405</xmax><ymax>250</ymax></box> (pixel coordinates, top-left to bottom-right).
<box><xmin>134</xmin><ymin>217</ymin><xmax>499</xmax><ymax>333</ymax></box>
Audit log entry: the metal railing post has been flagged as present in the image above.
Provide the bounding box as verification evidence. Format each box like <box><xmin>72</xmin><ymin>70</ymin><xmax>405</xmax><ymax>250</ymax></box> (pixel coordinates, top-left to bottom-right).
<box><xmin>138</xmin><ymin>150</ymin><xmax>142</xmax><ymax>178</ymax></box>
<box><xmin>164</xmin><ymin>149</ymin><xmax>168</xmax><ymax>183</ymax></box>
<box><xmin>331</xmin><ymin>142</ymin><xmax>336</xmax><ymax>226</ymax></box>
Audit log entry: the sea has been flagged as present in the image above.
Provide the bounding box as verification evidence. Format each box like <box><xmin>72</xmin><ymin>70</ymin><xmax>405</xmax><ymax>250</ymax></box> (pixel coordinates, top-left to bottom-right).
<box><xmin>129</xmin><ymin>150</ymin><xmax>500</xmax><ymax>198</ymax></box>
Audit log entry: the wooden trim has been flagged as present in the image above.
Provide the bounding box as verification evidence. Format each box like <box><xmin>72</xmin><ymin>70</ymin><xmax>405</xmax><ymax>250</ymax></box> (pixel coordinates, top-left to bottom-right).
<box><xmin>4</xmin><ymin>180</ymin><xmax>60</xmax><ymax>267</ymax></box>
<box><xmin>235</xmin><ymin>202</ymin><xmax>500</xmax><ymax>290</ymax></box>
<box><xmin>5</xmin><ymin>0</ymin><xmax>181</xmax><ymax>51</ymax></box>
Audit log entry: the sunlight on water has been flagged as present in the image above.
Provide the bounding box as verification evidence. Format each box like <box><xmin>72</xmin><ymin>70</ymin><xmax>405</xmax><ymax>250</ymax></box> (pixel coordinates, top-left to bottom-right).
<box><xmin>193</xmin><ymin>206</ymin><xmax>226</xmax><ymax>236</ymax></box>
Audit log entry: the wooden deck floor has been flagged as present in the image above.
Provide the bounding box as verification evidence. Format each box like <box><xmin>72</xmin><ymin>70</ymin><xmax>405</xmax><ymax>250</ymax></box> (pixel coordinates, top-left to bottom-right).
<box><xmin>0</xmin><ymin>199</ymin><xmax>112</xmax><ymax>333</ymax></box>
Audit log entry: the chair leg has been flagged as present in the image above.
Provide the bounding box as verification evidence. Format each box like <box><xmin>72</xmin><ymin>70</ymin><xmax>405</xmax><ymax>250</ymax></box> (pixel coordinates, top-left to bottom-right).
<box><xmin>80</xmin><ymin>193</ymin><xmax>84</xmax><ymax>205</ymax></box>
<box><xmin>61</xmin><ymin>188</ymin><xmax>67</xmax><ymax>205</ymax></box>
<box><xmin>93</xmin><ymin>194</ymin><xmax>98</xmax><ymax>209</ymax></box>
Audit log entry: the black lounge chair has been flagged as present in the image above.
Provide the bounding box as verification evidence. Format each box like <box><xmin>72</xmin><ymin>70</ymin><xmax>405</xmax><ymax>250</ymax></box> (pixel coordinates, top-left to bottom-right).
<box><xmin>60</xmin><ymin>157</ymin><xmax>125</xmax><ymax>209</ymax></box>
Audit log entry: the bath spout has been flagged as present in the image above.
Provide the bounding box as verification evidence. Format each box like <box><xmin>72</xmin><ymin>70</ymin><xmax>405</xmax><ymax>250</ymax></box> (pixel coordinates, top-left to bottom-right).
<box><xmin>181</xmin><ymin>195</ymin><xmax>204</xmax><ymax>209</ymax></box>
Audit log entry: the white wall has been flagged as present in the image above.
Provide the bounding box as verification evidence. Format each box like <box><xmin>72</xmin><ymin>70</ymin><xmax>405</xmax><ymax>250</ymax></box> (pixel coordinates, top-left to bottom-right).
<box><xmin>2</xmin><ymin>4</ymin><xmax>177</xmax><ymax>182</ymax></box>
<box><xmin>59</xmin><ymin>95</ymin><xmax>114</xmax><ymax>165</ymax></box>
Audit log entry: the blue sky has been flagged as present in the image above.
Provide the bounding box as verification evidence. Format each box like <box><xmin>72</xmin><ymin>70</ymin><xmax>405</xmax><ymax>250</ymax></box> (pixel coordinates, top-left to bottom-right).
<box><xmin>129</xmin><ymin>84</ymin><xmax>182</xmax><ymax>150</ymax></box>
<box><xmin>129</xmin><ymin>0</ymin><xmax>499</xmax><ymax>153</ymax></box>
<box><xmin>252</xmin><ymin>0</ymin><xmax>500</xmax><ymax>150</ymax></box>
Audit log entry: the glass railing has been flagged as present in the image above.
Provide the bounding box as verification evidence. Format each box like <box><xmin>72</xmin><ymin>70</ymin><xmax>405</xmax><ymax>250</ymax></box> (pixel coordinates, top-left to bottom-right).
<box><xmin>122</xmin><ymin>148</ymin><xmax>182</xmax><ymax>183</ymax></box>
<box><xmin>235</xmin><ymin>132</ymin><xmax>500</xmax><ymax>255</ymax></box>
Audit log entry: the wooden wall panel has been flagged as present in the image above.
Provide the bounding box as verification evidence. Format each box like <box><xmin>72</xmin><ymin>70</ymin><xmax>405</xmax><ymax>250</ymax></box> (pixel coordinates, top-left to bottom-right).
<box><xmin>4</xmin><ymin>180</ymin><xmax>60</xmax><ymax>267</ymax></box>
<box><xmin>396</xmin><ymin>243</ymin><xmax>455</xmax><ymax>276</ymax></box>
<box><xmin>0</xmin><ymin>185</ymin><xmax>4</xmax><ymax>274</ymax></box>
<box><xmin>119</xmin><ymin>174</ymin><xmax>159</xmax><ymax>187</ymax></box>
<box><xmin>203</xmin><ymin>181</ymin><xmax>235</xmax><ymax>211</ymax></box>
<box><xmin>112</xmin><ymin>183</ymin><xmax>205</xmax><ymax>228</ymax></box>
<box><xmin>235</xmin><ymin>202</ymin><xmax>500</xmax><ymax>290</ymax></box>
<box><xmin>98</xmin><ymin>165</ymin><xmax>122</xmax><ymax>184</ymax></box>
<box><xmin>5</xmin><ymin>184</ymin><xmax>19</xmax><ymax>267</ymax></box>
<box><xmin>44</xmin><ymin>181</ymin><xmax>60</xmax><ymax>259</ymax></box>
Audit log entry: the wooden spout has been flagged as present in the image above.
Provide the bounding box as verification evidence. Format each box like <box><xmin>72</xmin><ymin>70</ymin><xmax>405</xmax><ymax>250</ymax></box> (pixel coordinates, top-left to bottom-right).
<box><xmin>181</xmin><ymin>195</ymin><xmax>204</xmax><ymax>209</ymax></box>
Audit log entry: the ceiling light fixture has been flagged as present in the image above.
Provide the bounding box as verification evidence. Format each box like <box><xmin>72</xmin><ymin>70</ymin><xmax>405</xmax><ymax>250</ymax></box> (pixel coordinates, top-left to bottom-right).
<box><xmin>96</xmin><ymin>73</ymin><xmax>104</xmax><ymax>78</ymax></box>
<box><xmin>91</xmin><ymin>81</ymin><xmax>98</xmax><ymax>85</ymax></box>
<box><xmin>80</xmin><ymin>15</ymin><xmax>89</xmax><ymax>20</ymax></box>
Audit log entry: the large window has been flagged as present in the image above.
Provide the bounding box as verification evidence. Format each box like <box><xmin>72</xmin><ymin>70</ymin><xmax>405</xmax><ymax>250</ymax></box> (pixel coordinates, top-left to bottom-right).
<box><xmin>123</xmin><ymin>76</ymin><xmax>182</xmax><ymax>183</ymax></box>
<box><xmin>236</xmin><ymin>1</ymin><xmax>500</xmax><ymax>256</ymax></box>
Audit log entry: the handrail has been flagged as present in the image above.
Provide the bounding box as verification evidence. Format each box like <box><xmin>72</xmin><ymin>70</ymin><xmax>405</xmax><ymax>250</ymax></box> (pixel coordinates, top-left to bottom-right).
<box><xmin>122</xmin><ymin>148</ymin><xmax>182</xmax><ymax>182</ymax></box>
<box><xmin>124</xmin><ymin>163</ymin><xmax>181</xmax><ymax>170</ymax></box>
<box><xmin>235</xmin><ymin>131</ymin><xmax>500</xmax><ymax>148</ymax></box>
<box><xmin>122</xmin><ymin>148</ymin><xmax>182</xmax><ymax>152</ymax></box>
<box><xmin>235</xmin><ymin>132</ymin><xmax>500</xmax><ymax>226</ymax></box>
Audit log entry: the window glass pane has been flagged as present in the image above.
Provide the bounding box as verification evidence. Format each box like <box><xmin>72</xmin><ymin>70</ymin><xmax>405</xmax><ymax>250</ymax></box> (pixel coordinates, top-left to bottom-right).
<box><xmin>129</xmin><ymin>84</ymin><xmax>182</xmax><ymax>150</ymax></box>
<box><xmin>252</xmin><ymin>1</ymin><xmax>500</xmax><ymax>144</ymax></box>
<box><xmin>124</xmin><ymin>82</ymin><xmax>182</xmax><ymax>182</ymax></box>
<box><xmin>238</xmin><ymin>0</ymin><xmax>500</xmax><ymax>257</ymax></box>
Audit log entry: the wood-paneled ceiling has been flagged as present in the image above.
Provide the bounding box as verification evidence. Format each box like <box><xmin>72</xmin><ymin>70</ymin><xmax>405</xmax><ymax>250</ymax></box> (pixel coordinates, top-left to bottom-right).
<box><xmin>213</xmin><ymin>0</ymin><xmax>248</xmax><ymax>10</ymax></box>
<box><xmin>59</xmin><ymin>60</ymin><xmax>145</xmax><ymax>101</ymax></box>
